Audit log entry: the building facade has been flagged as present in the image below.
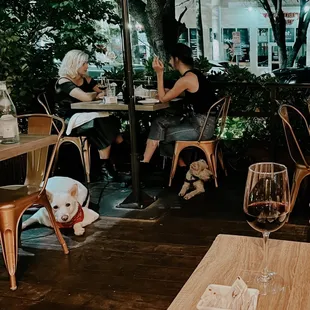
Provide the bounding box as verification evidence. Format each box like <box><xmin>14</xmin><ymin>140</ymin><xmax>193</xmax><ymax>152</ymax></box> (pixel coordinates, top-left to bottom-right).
<box><xmin>176</xmin><ymin>0</ymin><xmax>309</xmax><ymax>75</ymax></box>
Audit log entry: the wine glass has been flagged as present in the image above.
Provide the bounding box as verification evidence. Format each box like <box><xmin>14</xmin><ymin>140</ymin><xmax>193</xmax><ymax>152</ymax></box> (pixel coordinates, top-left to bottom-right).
<box><xmin>243</xmin><ymin>162</ymin><xmax>290</xmax><ymax>295</ymax></box>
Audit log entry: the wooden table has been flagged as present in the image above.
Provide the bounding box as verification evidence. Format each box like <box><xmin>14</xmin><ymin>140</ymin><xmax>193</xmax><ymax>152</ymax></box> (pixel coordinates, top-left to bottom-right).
<box><xmin>168</xmin><ymin>234</ymin><xmax>310</xmax><ymax>310</ymax></box>
<box><xmin>0</xmin><ymin>134</ymin><xmax>57</xmax><ymax>161</ymax></box>
<box><xmin>71</xmin><ymin>100</ymin><xmax>169</xmax><ymax>112</ymax></box>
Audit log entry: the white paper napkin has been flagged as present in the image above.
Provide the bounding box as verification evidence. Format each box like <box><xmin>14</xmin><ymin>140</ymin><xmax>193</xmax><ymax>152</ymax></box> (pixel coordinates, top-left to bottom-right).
<box><xmin>197</xmin><ymin>277</ymin><xmax>259</xmax><ymax>310</ymax></box>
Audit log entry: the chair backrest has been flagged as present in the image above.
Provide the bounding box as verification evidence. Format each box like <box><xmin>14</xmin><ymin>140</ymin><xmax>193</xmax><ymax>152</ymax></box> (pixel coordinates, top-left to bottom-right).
<box><xmin>17</xmin><ymin>114</ymin><xmax>64</xmax><ymax>193</ymax></box>
<box><xmin>198</xmin><ymin>96</ymin><xmax>231</xmax><ymax>142</ymax></box>
<box><xmin>37</xmin><ymin>92</ymin><xmax>53</xmax><ymax>115</ymax></box>
<box><xmin>278</xmin><ymin>103</ymin><xmax>310</xmax><ymax>168</ymax></box>
<box><xmin>37</xmin><ymin>92</ymin><xmax>60</xmax><ymax>134</ymax></box>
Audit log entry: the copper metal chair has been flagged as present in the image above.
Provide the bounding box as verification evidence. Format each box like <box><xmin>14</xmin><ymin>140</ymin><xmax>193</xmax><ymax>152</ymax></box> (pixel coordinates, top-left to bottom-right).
<box><xmin>0</xmin><ymin>114</ymin><xmax>69</xmax><ymax>290</ymax></box>
<box><xmin>278</xmin><ymin>104</ymin><xmax>310</xmax><ymax>213</ymax></box>
<box><xmin>37</xmin><ymin>93</ymin><xmax>91</xmax><ymax>183</ymax></box>
<box><xmin>169</xmin><ymin>96</ymin><xmax>231</xmax><ymax>187</ymax></box>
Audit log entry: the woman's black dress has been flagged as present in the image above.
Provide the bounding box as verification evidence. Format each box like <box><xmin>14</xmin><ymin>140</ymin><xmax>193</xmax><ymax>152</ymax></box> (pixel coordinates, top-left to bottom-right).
<box><xmin>55</xmin><ymin>77</ymin><xmax>120</xmax><ymax>151</ymax></box>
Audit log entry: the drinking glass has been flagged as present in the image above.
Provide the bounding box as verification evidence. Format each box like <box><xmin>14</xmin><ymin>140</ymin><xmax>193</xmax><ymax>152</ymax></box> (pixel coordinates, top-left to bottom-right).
<box><xmin>243</xmin><ymin>162</ymin><xmax>290</xmax><ymax>295</ymax></box>
<box><xmin>144</xmin><ymin>76</ymin><xmax>152</xmax><ymax>97</ymax></box>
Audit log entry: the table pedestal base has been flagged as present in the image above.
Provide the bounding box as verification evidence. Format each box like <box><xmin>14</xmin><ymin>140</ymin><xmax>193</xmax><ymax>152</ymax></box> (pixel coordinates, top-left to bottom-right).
<box><xmin>116</xmin><ymin>190</ymin><xmax>156</xmax><ymax>209</ymax></box>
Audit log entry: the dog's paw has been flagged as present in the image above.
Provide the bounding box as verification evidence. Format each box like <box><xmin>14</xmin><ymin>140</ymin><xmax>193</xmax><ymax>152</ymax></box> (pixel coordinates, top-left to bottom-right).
<box><xmin>183</xmin><ymin>193</ymin><xmax>193</xmax><ymax>200</ymax></box>
<box><xmin>74</xmin><ymin>226</ymin><xmax>85</xmax><ymax>236</ymax></box>
<box><xmin>178</xmin><ymin>190</ymin><xmax>186</xmax><ymax>197</ymax></box>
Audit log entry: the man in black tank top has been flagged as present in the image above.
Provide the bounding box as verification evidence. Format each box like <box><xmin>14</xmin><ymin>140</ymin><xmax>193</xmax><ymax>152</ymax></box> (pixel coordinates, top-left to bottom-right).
<box><xmin>140</xmin><ymin>43</ymin><xmax>217</xmax><ymax>172</ymax></box>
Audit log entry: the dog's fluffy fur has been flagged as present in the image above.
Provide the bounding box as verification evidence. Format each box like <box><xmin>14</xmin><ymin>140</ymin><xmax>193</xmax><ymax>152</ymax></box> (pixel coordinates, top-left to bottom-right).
<box><xmin>22</xmin><ymin>177</ymin><xmax>99</xmax><ymax>236</ymax></box>
<box><xmin>178</xmin><ymin>159</ymin><xmax>213</xmax><ymax>200</ymax></box>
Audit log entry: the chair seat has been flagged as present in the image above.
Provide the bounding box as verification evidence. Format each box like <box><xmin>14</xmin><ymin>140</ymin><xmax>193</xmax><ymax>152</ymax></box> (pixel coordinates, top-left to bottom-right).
<box><xmin>295</xmin><ymin>155</ymin><xmax>310</xmax><ymax>169</ymax></box>
<box><xmin>176</xmin><ymin>139</ymin><xmax>217</xmax><ymax>145</ymax></box>
<box><xmin>0</xmin><ymin>185</ymin><xmax>41</xmax><ymax>204</ymax></box>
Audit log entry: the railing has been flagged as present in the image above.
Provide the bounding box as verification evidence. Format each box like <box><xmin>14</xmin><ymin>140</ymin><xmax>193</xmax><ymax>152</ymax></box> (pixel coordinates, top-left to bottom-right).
<box><xmin>210</xmin><ymin>82</ymin><xmax>310</xmax><ymax>160</ymax></box>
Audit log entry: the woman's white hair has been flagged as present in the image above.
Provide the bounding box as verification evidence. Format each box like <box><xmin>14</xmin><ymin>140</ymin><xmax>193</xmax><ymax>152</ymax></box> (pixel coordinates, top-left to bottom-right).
<box><xmin>58</xmin><ymin>50</ymin><xmax>89</xmax><ymax>78</ymax></box>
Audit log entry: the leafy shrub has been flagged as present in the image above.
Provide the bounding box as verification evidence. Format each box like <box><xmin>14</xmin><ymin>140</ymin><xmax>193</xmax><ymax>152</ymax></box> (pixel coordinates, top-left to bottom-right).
<box><xmin>0</xmin><ymin>0</ymin><xmax>119</xmax><ymax>113</ymax></box>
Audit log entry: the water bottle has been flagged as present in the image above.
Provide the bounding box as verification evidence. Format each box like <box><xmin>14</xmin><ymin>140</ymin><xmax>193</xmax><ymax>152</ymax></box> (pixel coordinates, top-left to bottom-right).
<box><xmin>0</xmin><ymin>81</ymin><xmax>20</xmax><ymax>144</ymax></box>
<box><xmin>110</xmin><ymin>82</ymin><xmax>117</xmax><ymax>97</ymax></box>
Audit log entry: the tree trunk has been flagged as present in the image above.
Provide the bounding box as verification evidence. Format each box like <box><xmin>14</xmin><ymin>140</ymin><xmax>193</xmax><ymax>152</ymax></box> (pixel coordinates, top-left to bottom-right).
<box><xmin>274</xmin><ymin>9</ymin><xmax>287</xmax><ymax>68</ymax></box>
<box><xmin>128</xmin><ymin>0</ymin><xmax>187</xmax><ymax>61</ymax></box>
<box><xmin>288</xmin><ymin>37</ymin><xmax>303</xmax><ymax>67</ymax></box>
<box><xmin>287</xmin><ymin>5</ymin><xmax>310</xmax><ymax>67</ymax></box>
<box><xmin>257</xmin><ymin>0</ymin><xmax>310</xmax><ymax>68</ymax></box>
<box><xmin>196</xmin><ymin>0</ymin><xmax>204</xmax><ymax>57</ymax></box>
<box><xmin>145</xmin><ymin>0</ymin><xmax>166</xmax><ymax>59</ymax></box>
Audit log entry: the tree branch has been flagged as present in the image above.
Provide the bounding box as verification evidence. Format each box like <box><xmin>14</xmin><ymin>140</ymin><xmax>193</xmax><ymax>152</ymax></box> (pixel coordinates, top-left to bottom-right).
<box><xmin>176</xmin><ymin>0</ymin><xmax>192</xmax><ymax>7</ymax></box>
<box><xmin>178</xmin><ymin>6</ymin><xmax>188</xmax><ymax>22</ymax></box>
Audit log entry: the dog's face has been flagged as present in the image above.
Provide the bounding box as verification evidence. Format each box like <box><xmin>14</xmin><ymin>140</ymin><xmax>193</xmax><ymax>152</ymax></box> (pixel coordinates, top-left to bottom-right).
<box><xmin>46</xmin><ymin>184</ymin><xmax>79</xmax><ymax>223</ymax></box>
<box><xmin>189</xmin><ymin>159</ymin><xmax>213</xmax><ymax>181</ymax></box>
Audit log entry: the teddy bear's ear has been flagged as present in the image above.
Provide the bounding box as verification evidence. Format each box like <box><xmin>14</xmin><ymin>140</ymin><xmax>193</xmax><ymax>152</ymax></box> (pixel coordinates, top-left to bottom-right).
<box><xmin>69</xmin><ymin>184</ymin><xmax>78</xmax><ymax>198</ymax></box>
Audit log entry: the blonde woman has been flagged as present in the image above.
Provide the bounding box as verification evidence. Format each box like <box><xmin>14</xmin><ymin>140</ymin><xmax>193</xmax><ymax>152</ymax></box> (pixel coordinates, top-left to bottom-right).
<box><xmin>55</xmin><ymin>49</ymin><xmax>125</xmax><ymax>181</ymax></box>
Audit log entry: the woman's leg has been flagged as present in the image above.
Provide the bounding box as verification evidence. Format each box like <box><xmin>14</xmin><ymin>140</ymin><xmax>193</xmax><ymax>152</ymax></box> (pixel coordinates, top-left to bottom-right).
<box><xmin>143</xmin><ymin>115</ymin><xmax>180</xmax><ymax>163</ymax></box>
<box><xmin>98</xmin><ymin>146</ymin><xmax>111</xmax><ymax>160</ymax></box>
<box><xmin>142</xmin><ymin>139</ymin><xmax>160</xmax><ymax>163</ymax></box>
<box><xmin>115</xmin><ymin>134</ymin><xmax>123</xmax><ymax>144</ymax></box>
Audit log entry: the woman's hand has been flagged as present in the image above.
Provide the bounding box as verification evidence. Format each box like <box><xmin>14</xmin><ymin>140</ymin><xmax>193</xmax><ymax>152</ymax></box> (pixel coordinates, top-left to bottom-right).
<box><xmin>152</xmin><ymin>57</ymin><xmax>164</xmax><ymax>74</ymax></box>
<box><xmin>96</xmin><ymin>92</ymin><xmax>105</xmax><ymax>100</ymax></box>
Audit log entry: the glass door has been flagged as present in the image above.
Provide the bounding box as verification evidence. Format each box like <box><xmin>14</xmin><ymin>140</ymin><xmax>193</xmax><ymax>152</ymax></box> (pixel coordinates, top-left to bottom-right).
<box><xmin>269</xmin><ymin>43</ymin><xmax>293</xmax><ymax>70</ymax></box>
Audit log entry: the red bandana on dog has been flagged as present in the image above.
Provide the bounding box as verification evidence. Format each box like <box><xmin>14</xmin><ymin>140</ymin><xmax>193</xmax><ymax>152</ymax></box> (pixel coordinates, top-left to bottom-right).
<box><xmin>57</xmin><ymin>204</ymin><xmax>84</xmax><ymax>229</ymax></box>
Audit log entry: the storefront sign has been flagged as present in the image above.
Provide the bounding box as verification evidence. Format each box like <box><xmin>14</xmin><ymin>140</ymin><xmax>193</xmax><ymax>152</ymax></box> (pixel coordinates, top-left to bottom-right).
<box><xmin>262</xmin><ymin>12</ymin><xmax>299</xmax><ymax>25</ymax></box>
<box><xmin>233</xmin><ymin>44</ymin><xmax>242</xmax><ymax>56</ymax></box>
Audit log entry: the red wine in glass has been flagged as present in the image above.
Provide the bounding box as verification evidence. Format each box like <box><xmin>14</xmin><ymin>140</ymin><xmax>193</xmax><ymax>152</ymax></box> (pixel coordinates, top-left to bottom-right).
<box><xmin>245</xmin><ymin>201</ymin><xmax>288</xmax><ymax>233</ymax></box>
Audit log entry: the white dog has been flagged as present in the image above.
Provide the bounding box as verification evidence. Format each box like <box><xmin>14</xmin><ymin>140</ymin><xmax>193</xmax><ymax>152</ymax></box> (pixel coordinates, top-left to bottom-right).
<box><xmin>178</xmin><ymin>159</ymin><xmax>213</xmax><ymax>200</ymax></box>
<box><xmin>22</xmin><ymin>176</ymin><xmax>99</xmax><ymax>236</ymax></box>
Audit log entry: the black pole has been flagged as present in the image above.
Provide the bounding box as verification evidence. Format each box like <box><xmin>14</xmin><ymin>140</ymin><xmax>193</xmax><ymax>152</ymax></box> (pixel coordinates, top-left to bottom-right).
<box><xmin>119</xmin><ymin>0</ymin><xmax>140</xmax><ymax>207</ymax></box>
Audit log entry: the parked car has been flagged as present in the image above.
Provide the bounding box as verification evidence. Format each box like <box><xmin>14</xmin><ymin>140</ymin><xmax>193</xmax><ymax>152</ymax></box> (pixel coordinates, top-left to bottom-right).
<box><xmin>272</xmin><ymin>67</ymin><xmax>310</xmax><ymax>84</ymax></box>
<box><xmin>207</xmin><ymin>60</ymin><xmax>228</xmax><ymax>75</ymax></box>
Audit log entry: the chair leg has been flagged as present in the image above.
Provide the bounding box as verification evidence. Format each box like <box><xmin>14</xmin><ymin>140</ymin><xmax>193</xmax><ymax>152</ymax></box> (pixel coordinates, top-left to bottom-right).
<box><xmin>82</xmin><ymin>138</ymin><xmax>91</xmax><ymax>183</ymax></box>
<box><xmin>39</xmin><ymin>193</ymin><xmax>69</xmax><ymax>255</ymax></box>
<box><xmin>51</xmin><ymin>139</ymin><xmax>63</xmax><ymax>176</ymax></box>
<box><xmin>290</xmin><ymin>167</ymin><xmax>310</xmax><ymax>214</ymax></box>
<box><xmin>201</xmin><ymin>146</ymin><xmax>217</xmax><ymax>187</ymax></box>
<box><xmin>217</xmin><ymin>147</ymin><xmax>227</xmax><ymax>176</ymax></box>
<box><xmin>169</xmin><ymin>145</ymin><xmax>183</xmax><ymax>187</ymax></box>
<box><xmin>211</xmin><ymin>153</ymin><xmax>218</xmax><ymax>188</ymax></box>
<box><xmin>0</xmin><ymin>206</ymin><xmax>18</xmax><ymax>290</ymax></box>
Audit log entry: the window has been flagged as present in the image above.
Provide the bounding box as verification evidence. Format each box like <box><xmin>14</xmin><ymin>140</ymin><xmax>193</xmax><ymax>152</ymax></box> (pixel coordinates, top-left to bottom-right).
<box><xmin>257</xmin><ymin>28</ymin><xmax>268</xmax><ymax>67</ymax></box>
<box><xmin>222</xmin><ymin>28</ymin><xmax>250</xmax><ymax>64</ymax></box>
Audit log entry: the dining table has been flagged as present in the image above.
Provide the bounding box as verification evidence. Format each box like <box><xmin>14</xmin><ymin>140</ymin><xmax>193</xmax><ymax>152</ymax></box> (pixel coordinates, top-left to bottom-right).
<box><xmin>70</xmin><ymin>100</ymin><xmax>169</xmax><ymax>112</ymax></box>
<box><xmin>0</xmin><ymin>134</ymin><xmax>58</xmax><ymax>162</ymax></box>
<box><xmin>168</xmin><ymin>234</ymin><xmax>310</xmax><ymax>310</ymax></box>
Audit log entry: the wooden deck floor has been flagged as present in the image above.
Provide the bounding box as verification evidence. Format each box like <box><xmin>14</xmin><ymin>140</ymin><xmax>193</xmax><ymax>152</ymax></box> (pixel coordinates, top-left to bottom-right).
<box><xmin>0</xmin><ymin>171</ymin><xmax>310</xmax><ymax>309</ymax></box>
